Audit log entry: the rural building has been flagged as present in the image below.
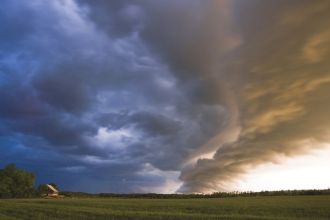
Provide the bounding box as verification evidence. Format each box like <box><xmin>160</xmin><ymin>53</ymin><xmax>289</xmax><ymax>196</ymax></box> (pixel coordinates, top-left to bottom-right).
<box><xmin>46</xmin><ymin>184</ymin><xmax>59</xmax><ymax>197</ymax></box>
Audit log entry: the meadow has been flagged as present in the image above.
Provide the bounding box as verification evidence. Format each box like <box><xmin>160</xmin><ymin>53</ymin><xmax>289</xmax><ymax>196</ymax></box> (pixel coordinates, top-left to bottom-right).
<box><xmin>1</xmin><ymin>195</ymin><xmax>330</xmax><ymax>220</ymax></box>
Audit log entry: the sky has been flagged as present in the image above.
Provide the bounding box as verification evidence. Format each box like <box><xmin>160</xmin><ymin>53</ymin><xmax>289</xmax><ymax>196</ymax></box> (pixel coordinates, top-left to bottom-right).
<box><xmin>0</xmin><ymin>0</ymin><xmax>330</xmax><ymax>193</ymax></box>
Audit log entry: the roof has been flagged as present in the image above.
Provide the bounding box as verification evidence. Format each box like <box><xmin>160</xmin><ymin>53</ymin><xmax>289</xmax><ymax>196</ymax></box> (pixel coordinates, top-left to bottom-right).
<box><xmin>46</xmin><ymin>184</ymin><xmax>59</xmax><ymax>193</ymax></box>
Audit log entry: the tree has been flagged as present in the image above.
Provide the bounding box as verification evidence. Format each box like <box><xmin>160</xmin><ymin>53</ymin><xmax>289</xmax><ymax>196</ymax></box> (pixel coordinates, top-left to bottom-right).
<box><xmin>0</xmin><ymin>164</ymin><xmax>36</xmax><ymax>198</ymax></box>
<box><xmin>37</xmin><ymin>184</ymin><xmax>49</xmax><ymax>196</ymax></box>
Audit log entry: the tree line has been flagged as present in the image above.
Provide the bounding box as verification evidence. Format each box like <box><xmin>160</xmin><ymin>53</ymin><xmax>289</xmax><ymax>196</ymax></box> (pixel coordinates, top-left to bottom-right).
<box><xmin>61</xmin><ymin>189</ymin><xmax>330</xmax><ymax>199</ymax></box>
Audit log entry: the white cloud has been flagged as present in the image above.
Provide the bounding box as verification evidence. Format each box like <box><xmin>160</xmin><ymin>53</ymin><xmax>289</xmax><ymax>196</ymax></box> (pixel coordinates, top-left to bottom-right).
<box><xmin>90</xmin><ymin>126</ymin><xmax>140</xmax><ymax>150</ymax></box>
<box><xmin>136</xmin><ymin>163</ymin><xmax>181</xmax><ymax>193</ymax></box>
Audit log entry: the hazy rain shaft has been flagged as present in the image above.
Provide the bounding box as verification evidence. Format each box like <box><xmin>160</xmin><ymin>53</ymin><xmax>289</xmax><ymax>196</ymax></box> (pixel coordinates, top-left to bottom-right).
<box><xmin>1</xmin><ymin>0</ymin><xmax>330</xmax><ymax>193</ymax></box>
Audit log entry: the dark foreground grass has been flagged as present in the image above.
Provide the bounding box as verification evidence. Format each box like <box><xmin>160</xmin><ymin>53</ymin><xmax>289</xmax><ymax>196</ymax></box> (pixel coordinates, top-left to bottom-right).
<box><xmin>0</xmin><ymin>195</ymin><xmax>330</xmax><ymax>220</ymax></box>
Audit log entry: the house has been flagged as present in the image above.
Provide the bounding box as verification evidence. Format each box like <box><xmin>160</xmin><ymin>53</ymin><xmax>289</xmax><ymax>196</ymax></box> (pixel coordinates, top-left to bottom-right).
<box><xmin>46</xmin><ymin>184</ymin><xmax>59</xmax><ymax>197</ymax></box>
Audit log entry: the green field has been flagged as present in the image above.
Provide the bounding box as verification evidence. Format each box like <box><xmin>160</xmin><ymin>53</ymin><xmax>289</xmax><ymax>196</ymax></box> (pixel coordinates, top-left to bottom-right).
<box><xmin>0</xmin><ymin>195</ymin><xmax>330</xmax><ymax>220</ymax></box>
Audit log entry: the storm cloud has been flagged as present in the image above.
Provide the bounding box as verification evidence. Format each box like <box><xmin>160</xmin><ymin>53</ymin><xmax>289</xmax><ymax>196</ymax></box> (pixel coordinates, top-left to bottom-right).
<box><xmin>1</xmin><ymin>0</ymin><xmax>330</xmax><ymax>193</ymax></box>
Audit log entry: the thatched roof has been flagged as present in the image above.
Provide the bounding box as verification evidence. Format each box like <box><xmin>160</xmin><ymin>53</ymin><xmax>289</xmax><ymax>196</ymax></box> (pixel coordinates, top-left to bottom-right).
<box><xmin>46</xmin><ymin>184</ymin><xmax>59</xmax><ymax>193</ymax></box>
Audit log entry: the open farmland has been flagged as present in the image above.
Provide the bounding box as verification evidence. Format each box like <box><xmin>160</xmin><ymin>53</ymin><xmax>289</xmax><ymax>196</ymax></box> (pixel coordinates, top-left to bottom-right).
<box><xmin>0</xmin><ymin>195</ymin><xmax>330</xmax><ymax>220</ymax></box>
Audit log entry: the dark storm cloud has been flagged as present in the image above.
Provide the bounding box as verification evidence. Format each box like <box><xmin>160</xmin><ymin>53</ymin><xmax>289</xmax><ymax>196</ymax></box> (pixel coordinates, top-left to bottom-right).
<box><xmin>99</xmin><ymin>111</ymin><xmax>182</xmax><ymax>137</ymax></box>
<box><xmin>0</xmin><ymin>1</ymin><xmax>37</xmax><ymax>51</ymax></box>
<box><xmin>1</xmin><ymin>0</ymin><xmax>330</xmax><ymax>193</ymax></box>
<box><xmin>0</xmin><ymin>84</ymin><xmax>44</xmax><ymax>119</ymax></box>
<box><xmin>0</xmin><ymin>0</ymin><xmax>229</xmax><ymax>192</ymax></box>
<box><xmin>33</xmin><ymin>66</ymin><xmax>91</xmax><ymax>113</ymax></box>
<box><xmin>77</xmin><ymin>0</ymin><xmax>330</xmax><ymax>193</ymax></box>
<box><xmin>77</xmin><ymin>0</ymin><xmax>143</xmax><ymax>37</ymax></box>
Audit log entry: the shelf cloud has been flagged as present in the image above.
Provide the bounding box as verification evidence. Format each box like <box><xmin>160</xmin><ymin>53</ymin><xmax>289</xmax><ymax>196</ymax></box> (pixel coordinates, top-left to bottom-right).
<box><xmin>1</xmin><ymin>0</ymin><xmax>330</xmax><ymax>193</ymax></box>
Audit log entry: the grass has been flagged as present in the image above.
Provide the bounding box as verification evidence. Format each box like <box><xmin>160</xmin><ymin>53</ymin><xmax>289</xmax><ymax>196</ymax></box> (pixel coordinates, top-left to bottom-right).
<box><xmin>0</xmin><ymin>195</ymin><xmax>330</xmax><ymax>220</ymax></box>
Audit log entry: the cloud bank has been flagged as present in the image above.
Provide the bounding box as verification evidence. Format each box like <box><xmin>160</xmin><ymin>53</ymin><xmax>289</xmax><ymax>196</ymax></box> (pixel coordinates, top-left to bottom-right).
<box><xmin>0</xmin><ymin>0</ymin><xmax>330</xmax><ymax>193</ymax></box>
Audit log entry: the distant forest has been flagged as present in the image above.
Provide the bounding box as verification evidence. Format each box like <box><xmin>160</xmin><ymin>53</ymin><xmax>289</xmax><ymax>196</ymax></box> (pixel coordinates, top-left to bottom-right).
<box><xmin>1</xmin><ymin>164</ymin><xmax>329</xmax><ymax>199</ymax></box>
<box><xmin>61</xmin><ymin>189</ymin><xmax>330</xmax><ymax>199</ymax></box>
